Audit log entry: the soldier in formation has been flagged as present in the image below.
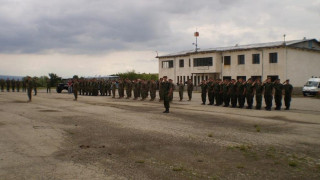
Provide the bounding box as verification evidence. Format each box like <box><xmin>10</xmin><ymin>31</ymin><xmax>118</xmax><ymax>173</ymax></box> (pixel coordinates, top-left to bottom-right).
<box><xmin>199</xmin><ymin>80</ymin><xmax>208</xmax><ymax>105</ymax></box>
<box><xmin>187</xmin><ymin>79</ymin><xmax>193</xmax><ymax>101</ymax></box>
<box><xmin>6</xmin><ymin>78</ymin><xmax>10</xmax><ymax>92</ymax></box>
<box><xmin>283</xmin><ymin>79</ymin><xmax>293</xmax><ymax>110</ymax></box>
<box><xmin>0</xmin><ymin>79</ymin><xmax>5</xmax><ymax>92</ymax></box>
<box><xmin>177</xmin><ymin>80</ymin><xmax>184</xmax><ymax>101</ymax></box>
<box><xmin>149</xmin><ymin>80</ymin><xmax>157</xmax><ymax>101</ymax></box>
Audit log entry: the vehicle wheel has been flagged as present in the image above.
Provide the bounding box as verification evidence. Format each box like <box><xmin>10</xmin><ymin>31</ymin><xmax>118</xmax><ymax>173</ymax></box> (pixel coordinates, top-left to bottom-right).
<box><xmin>303</xmin><ymin>93</ymin><xmax>307</xmax><ymax>97</ymax></box>
<box><xmin>57</xmin><ymin>89</ymin><xmax>62</xmax><ymax>93</ymax></box>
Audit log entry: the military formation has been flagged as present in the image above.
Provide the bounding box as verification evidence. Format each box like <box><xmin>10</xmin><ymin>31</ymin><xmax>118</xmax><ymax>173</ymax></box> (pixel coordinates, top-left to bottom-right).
<box><xmin>0</xmin><ymin>76</ymin><xmax>293</xmax><ymax>112</ymax></box>
<box><xmin>199</xmin><ymin>77</ymin><xmax>293</xmax><ymax>111</ymax></box>
<box><xmin>0</xmin><ymin>78</ymin><xmax>26</xmax><ymax>93</ymax></box>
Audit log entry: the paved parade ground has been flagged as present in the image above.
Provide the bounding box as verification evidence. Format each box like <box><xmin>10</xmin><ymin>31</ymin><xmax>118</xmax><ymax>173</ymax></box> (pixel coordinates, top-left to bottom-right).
<box><xmin>0</xmin><ymin>90</ymin><xmax>320</xmax><ymax>179</ymax></box>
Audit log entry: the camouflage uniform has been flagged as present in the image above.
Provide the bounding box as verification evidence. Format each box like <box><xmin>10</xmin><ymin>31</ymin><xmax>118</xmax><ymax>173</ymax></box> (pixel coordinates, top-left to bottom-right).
<box><xmin>245</xmin><ymin>82</ymin><xmax>254</xmax><ymax>109</ymax></box>
<box><xmin>73</xmin><ymin>80</ymin><xmax>79</xmax><ymax>100</ymax></box>
<box><xmin>16</xmin><ymin>80</ymin><xmax>21</xmax><ymax>92</ymax></box>
<box><xmin>254</xmin><ymin>82</ymin><xmax>263</xmax><ymax>110</ymax></box>
<box><xmin>274</xmin><ymin>82</ymin><xmax>283</xmax><ymax>110</ymax></box>
<box><xmin>149</xmin><ymin>80</ymin><xmax>157</xmax><ymax>101</ymax></box>
<box><xmin>263</xmin><ymin>82</ymin><xmax>274</xmax><ymax>111</ymax></box>
<box><xmin>283</xmin><ymin>82</ymin><xmax>293</xmax><ymax>110</ymax></box>
<box><xmin>111</xmin><ymin>81</ymin><xmax>117</xmax><ymax>98</ymax></box>
<box><xmin>162</xmin><ymin>79</ymin><xmax>172</xmax><ymax>113</ymax></box>
<box><xmin>237</xmin><ymin>81</ymin><xmax>245</xmax><ymax>108</ymax></box>
<box><xmin>200</xmin><ymin>82</ymin><xmax>208</xmax><ymax>105</ymax></box>
<box><xmin>6</xmin><ymin>79</ymin><xmax>10</xmax><ymax>92</ymax></box>
<box><xmin>214</xmin><ymin>81</ymin><xmax>221</xmax><ymax>105</ymax></box>
<box><xmin>178</xmin><ymin>82</ymin><xmax>184</xmax><ymax>101</ymax></box>
<box><xmin>0</xmin><ymin>79</ymin><xmax>5</xmax><ymax>92</ymax></box>
<box><xmin>11</xmin><ymin>79</ymin><xmax>16</xmax><ymax>92</ymax></box>
<box><xmin>187</xmin><ymin>81</ymin><xmax>193</xmax><ymax>101</ymax></box>
<box><xmin>26</xmin><ymin>78</ymin><xmax>33</xmax><ymax>101</ymax></box>
<box><xmin>207</xmin><ymin>80</ymin><xmax>214</xmax><ymax>105</ymax></box>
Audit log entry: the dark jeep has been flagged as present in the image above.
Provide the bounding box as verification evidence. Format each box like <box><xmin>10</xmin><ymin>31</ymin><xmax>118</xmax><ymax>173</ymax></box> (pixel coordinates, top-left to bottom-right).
<box><xmin>56</xmin><ymin>82</ymin><xmax>69</xmax><ymax>93</ymax></box>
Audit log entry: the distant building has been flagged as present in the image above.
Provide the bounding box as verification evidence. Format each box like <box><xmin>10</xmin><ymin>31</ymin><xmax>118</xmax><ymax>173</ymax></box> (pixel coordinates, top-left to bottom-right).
<box><xmin>157</xmin><ymin>38</ymin><xmax>320</xmax><ymax>89</ymax></box>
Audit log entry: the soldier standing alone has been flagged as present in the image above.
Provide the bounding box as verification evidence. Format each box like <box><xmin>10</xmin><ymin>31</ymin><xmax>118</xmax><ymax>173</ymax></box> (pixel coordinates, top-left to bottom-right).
<box><xmin>162</xmin><ymin>76</ymin><xmax>173</xmax><ymax>113</ymax></box>
<box><xmin>73</xmin><ymin>79</ymin><xmax>79</xmax><ymax>101</ymax></box>
<box><xmin>26</xmin><ymin>76</ymin><xmax>33</xmax><ymax>102</ymax></box>
<box><xmin>283</xmin><ymin>79</ymin><xmax>293</xmax><ymax>110</ymax></box>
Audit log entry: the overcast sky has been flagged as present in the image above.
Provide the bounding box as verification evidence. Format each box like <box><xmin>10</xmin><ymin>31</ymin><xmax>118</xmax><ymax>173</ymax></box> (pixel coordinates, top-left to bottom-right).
<box><xmin>0</xmin><ymin>0</ymin><xmax>319</xmax><ymax>78</ymax></box>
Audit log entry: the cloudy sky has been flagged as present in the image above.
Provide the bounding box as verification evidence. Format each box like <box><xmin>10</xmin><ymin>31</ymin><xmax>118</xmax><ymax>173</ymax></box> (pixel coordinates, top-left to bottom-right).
<box><xmin>0</xmin><ymin>0</ymin><xmax>319</xmax><ymax>78</ymax></box>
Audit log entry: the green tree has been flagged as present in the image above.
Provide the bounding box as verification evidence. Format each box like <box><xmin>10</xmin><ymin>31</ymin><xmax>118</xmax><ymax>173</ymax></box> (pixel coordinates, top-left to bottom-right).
<box><xmin>48</xmin><ymin>73</ymin><xmax>62</xmax><ymax>87</ymax></box>
<box><xmin>115</xmin><ymin>70</ymin><xmax>158</xmax><ymax>80</ymax></box>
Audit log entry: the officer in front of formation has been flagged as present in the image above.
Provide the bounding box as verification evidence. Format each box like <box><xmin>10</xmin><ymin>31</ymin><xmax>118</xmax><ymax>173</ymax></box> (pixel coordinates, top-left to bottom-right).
<box><xmin>161</xmin><ymin>76</ymin><xmax>173</xmax><ymax>113</ymax></box>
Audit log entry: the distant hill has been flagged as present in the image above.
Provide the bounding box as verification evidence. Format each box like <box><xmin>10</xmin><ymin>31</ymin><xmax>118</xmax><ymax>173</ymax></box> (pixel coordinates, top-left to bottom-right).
<box><xmin>0</xmin><ymin>75</ymin><xmax>24</xmax><ymax>80</ymax></box>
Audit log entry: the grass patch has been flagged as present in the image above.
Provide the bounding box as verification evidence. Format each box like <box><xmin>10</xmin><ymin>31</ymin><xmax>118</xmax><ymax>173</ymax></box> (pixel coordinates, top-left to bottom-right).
<box><xmin>236</xmin><ymin>165</ymin><xmax>245</xmax><ymax>169</ymax></box>
<box><xmin>254</xmin><ymin>124</ymin><xmax>261</xmax><ymax>132</ymax></box>
<box><xmin>135</xmin><ymin>160</ymin><xmax>145</xmax><ymax>164</ymax></box>
<box><xmin>289</xmin><ymin>161</ymin><xmax>298</xmax><ymax>167</ymax></box>
<box><xmin>172</xmin><ymin>166</ymin><xmax>184</xmax><ymax>171</ymax></box>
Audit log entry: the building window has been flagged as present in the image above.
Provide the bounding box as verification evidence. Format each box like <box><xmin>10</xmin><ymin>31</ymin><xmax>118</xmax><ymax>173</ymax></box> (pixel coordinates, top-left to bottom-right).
<box><xmin>189</xmin><ymin>59</ymin><xmax>191</xmax><ymax>67</ymax></box>
<box><xmin>269</xmin><ymin>53</ymin><xmax>278</xmax><ymax>63</ymax></box>
<box><xmin>179</xmin><ymin>59</ymin><xmax>184</xmax><ymax>67</ymax></box>
<box><xmin>224</xmin><ymin>56</ymin><xmax>231</xmax><ymax>65</ymax></box>
<box><xmin>237</xmin><ymin>76</ymin><xmax>246</xmax><ymax>81</ymax></box>
<box><xmin>223</xmin><ymin>76</ymin><xmax>231</xmax><ymax>80</ymax></box>
<box><xmin>193</xmin><ymin>57</ymin><xmax>213</xmax><ymax>67</ymax></box>
<box><xmin>162</xmin><ymin>60</ymin><xmax>174</xmax><ymax>68</ymax></box>
<box><xmin>177</xmin><ymin>76</ymin><xmax>179</xmax><ymax>82</ymax></box>
<box><xmin>252</xmin><ymin>54</ymin><xmax>260</xmax><ymax>64</ymax></box>
<box><xmin>238</xmin><ymin>55</ymin><xmax>245</xmax><ymax>65</ymax></box>
<box><xmin>183</xmin><ymin>76</ymin><xmax>186</xmax><ymax>82</ymax></box>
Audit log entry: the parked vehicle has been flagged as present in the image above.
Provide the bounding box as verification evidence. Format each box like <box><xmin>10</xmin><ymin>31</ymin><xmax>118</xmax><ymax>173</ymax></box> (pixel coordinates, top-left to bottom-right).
<box><xmin>302</xmin><ymin>77</ymin><xmax>320</xmax><ymax>96</ymax></box>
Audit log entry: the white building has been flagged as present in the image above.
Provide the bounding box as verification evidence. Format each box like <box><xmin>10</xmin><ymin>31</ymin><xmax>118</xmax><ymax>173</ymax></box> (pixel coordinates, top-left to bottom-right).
<box><xmin>158</xmin><ymin>38</ymin><xmax>320</xmax><ymax>89</ymax></box>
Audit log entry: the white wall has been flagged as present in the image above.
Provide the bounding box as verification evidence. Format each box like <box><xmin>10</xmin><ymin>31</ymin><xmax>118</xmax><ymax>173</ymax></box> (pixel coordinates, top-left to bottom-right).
<box><xmin>287</xmin><ymin>48</ymin><xmax>320</xmax><ymax>87</ymax></box>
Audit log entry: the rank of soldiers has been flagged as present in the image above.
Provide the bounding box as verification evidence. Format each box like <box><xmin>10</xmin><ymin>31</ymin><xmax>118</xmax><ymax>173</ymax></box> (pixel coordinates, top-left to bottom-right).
<box><xmin>0</xmin><ymin>76</ymin><xmax>293</xmax><ymax>112</ymax></box>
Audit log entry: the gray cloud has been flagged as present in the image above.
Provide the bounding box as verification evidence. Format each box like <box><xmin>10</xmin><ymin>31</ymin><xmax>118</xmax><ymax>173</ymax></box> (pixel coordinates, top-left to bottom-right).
<box><xmin>0</xmin><ymin>0</ymin><xmax>319</xmax><ymax>55</ymax></box>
